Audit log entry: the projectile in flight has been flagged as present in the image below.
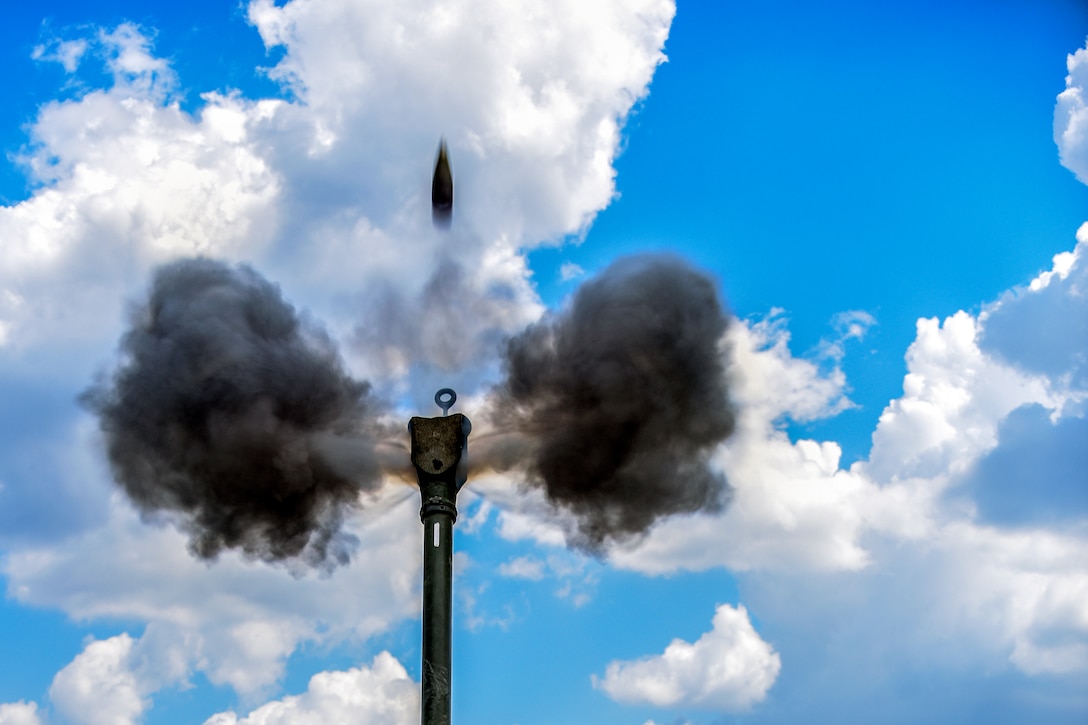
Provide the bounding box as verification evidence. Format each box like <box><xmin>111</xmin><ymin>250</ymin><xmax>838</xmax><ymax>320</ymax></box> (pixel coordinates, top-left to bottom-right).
<box><xmin>432</xmin><ymin>139</ymin><xmax>453</xmax><ymax>229</ymax></box>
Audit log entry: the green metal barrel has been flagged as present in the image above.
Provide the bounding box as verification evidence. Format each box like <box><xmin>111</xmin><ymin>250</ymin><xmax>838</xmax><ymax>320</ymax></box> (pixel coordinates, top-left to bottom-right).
<box><xmin>409</xmin><ymin>404</ymin><xmax>470</xmax><ymax>725</ymax></box>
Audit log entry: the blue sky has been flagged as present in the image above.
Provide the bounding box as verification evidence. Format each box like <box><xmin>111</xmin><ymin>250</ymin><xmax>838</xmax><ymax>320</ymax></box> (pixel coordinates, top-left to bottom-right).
<box><xmin>1</xmin><ymin>1</ymin><xmax>1087</xmax><ymax>724</ymax></box>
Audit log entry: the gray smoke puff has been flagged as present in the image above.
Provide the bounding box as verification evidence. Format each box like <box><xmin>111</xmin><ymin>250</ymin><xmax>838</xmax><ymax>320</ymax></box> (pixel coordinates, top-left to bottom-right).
<box><xmin>488</xmin><ymin>254</ymin><xmax>736</xmax><ymax>551</ymax></box>
<box><xmin>83</xmin><ymin>258</ymin><xmax>389</xmax><ymax>569</ymax></box>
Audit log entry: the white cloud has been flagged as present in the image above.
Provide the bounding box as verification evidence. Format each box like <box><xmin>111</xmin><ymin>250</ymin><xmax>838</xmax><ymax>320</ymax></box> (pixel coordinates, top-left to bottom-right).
<box><xmin>0</xmin><ymin>414</ymin><xmax>113</xmax><ymax>547</ymax></box>
<box><xmin>97</xmin><ymin>24</ymin><xmax>175</xmax><ymax>95</ymax></box>
<box><xmin>559</xmin><ymin>261</ymin><xmax>585</xmax><ymax>282</ymax></box>
<box><xmin>492</xmin><ymin>550</ymin><xmax>598</xmax><ymax>607</ymax></box>
<box><xmin>498</xmin><ymin>555</ymin><xmax>546</xmax><ymax>580</ymax></box>
<box><xmin>862</xmin><ymin>309</ymin><xmax>1054</xmax><ymax>484</ymax></box>
<box><xmin>1055</xmin><ymin>38</ymin><xmax>1088</xmax><ymax>183</ymax></box>
<box><xmin>0</xmin><ymin>702</ymin><xmax>43</xmax><ymax>725</ymax></box>
<box><xmin>593</xmin><ymin>603</ymin><xmax>781</xmax><ymax>711</ymax></box>
<box><xmin>729</xmin><ymin>310</ymin><xmax>856</xmax><ymax>424</ymax></box>
<box><xmin>203</xmin><ymin>652</ymin><xmax>417</xmax><ymax>725</ymax></box>
<box><xmin>454</xmin><ymin>496</ymin><xmax>492</xmax><ymax>534</ymax></box>
<box><xmin>1</xmin><ymin>46</ymin><xmax>278</xmax><ymax>358</ymax></box>
<box><xmin>32</xmin><ymin>36</ymin><xmax>88</xmax><ymax>73</ymax></box>
<box><xmin>50</xmin><ymin>634</ymin><xmax>146</xmax><ymax>725</ymax></box>
<box><xmin>459</xmin><ymin>583</ymin><xmax>522</xmax><ymax>633</ymax></box>
<box><xmin>978</xmin><ymin>223</ymin><xmax>1088</xmax><ymax>394</ymax></box>
<box><xmin>612</xmin><ymin>445</ymin><xmax>873</xmax><ymax>575</ymax></box>
<box><xmin>816</xmin><ymin>309</ymin><xmax>876</xmax><ymax>361</ymax></box>
<box><xmin>480</xmin><ymin>478</ymin><xmax>570</xmax><ymax>549</ymax></box>
<box><xmin>934</xmin><ymin>523</ymin><xmax>1088</xmax><ymax>675</ymax></box>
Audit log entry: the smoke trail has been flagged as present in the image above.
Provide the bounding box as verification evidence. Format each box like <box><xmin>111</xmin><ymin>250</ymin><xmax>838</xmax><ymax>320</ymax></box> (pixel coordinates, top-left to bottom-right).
<box><xmin>484</xmin><ymin>254</ymin><xmax>736</xmax><ymax>552</ymax></box>
<box><xmin>83</xmin><ymin>258</ymin><xmax>391</xmax><ymax>569</ymax></box>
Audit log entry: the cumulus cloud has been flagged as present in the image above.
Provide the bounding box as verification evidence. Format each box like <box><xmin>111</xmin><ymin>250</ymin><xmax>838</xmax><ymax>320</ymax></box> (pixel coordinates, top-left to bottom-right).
<box><xmin>862</xmin><ymin>309</ymin><xmax>1054</xmax><ymax>485</ymax></box>
<box><xmin>1055</xmin><ymin>38</ymin><xmax>1088</xmax><ymax>183</ymax></box>
<box><xmin>729</xmin><ymin>310</ymin><xmax>857</xmax><ymax>425</ymax></box>
<box><xmin>50</xmin><ymin>634</ymin><xmax>147</xmax><ymax>725</ymax></box>
<box><xmin>979</xmin><ymin>224</ymin><xmax>1088</xmax><ymax>392</ymax></box>
<box><xmin>871</xmin><ymin>245</ymin><xmax>1088</xmax><ymax>678</ymax></box>
<box><xmin>0</xmin><ymin>702</ymin><xmax>43</xmax><ymax>725</ymax></box>
<box><xmin>933</xmin><ymin>523</ymin><xmax>1088</xmax><ymax>675</ymax></box>
<box><xmin>0</xmin><ymin>414</ymin><xmax>113</xmax><ymax>547</ymax></box>
<box><xmin>203</xmin><ymin>652</ymin><xmax>418</xmax><ymax>725</ymax></box>
<box><xmin>945</xmin><ymin>226</ymin><xmax>1088</xmax><ymax>529</ymax></box>
<box><xmin>959</xmin><ymin>403</ymin><xmax>1088</xmax><ymax>526</ymax></box>
<box><xmin>1</xmin><ymin>29</ymin><xmax>278</xmax><ymax>358</ymax></box>
<box><xmin>594</xmin><ymin>603</ymin><xmax>781</xmax><ymax>711</ymax></box>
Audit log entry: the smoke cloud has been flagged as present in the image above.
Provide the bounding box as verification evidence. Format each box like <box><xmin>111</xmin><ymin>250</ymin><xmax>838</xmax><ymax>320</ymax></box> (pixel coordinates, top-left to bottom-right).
<box><xmin>83</xmin><ymin>258</ymin><xmax>391</xmax><ymax>569</ymax></box>
<box><xmin>483</xmin><ymin>254</ymin><xmax>736</xmax><ymax>552</ymax></box>
<box><xmin>85</xmin><ymin>254</ymin><xmax>736</xmax><ymax>566</ymax></box>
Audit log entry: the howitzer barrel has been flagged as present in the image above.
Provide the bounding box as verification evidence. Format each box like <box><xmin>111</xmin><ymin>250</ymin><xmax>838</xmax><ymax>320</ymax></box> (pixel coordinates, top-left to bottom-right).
<box><xmin>409</xmin><ymin>406</ymin><xmax>470</xmax><ymax>725</ymax></box>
